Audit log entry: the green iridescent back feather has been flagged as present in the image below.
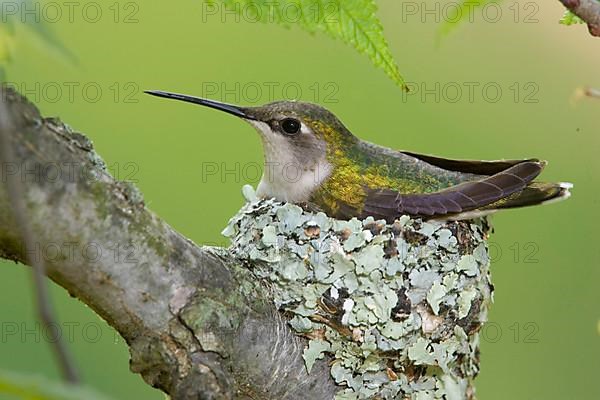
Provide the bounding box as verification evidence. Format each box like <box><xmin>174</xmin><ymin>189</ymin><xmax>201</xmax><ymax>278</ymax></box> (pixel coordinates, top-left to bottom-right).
<box><xmin>304</xmin><ymin>116</ymin><xmax>481</xmax><ymax>217</ymax></box>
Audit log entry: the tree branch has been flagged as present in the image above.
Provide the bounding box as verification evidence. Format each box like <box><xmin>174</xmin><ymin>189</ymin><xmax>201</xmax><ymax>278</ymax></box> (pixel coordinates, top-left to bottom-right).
<box><xmin>560</xmin><ymin>0</ymin><xmax>600</xmax><ymax>36</ymax></box>
<box><xmin>0</xmin><ymin>86</ymin><xmax>337</xmax><ymax>399</ymax></box>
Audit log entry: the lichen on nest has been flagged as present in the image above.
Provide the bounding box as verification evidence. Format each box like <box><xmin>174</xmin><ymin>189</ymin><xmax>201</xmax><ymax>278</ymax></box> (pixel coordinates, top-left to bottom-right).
<box><xmin>223</xmin><ymin>186</ymin><xmax>494</xmax><ymax>400</ymax></box>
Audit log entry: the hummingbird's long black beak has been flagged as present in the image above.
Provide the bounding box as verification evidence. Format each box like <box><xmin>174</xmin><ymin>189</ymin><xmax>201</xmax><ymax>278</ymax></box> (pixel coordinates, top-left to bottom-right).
<box><xmin>144</xmin><ymin>90</ymin><xmax>257</xmax><ymax>121</ymax></box>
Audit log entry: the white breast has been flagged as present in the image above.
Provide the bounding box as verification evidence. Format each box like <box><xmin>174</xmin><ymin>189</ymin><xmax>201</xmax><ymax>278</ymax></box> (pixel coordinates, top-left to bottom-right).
<box><xmin>256</xmin><ymin>159</ymin><xmax>332</xmax><ymax>203</ymax></box>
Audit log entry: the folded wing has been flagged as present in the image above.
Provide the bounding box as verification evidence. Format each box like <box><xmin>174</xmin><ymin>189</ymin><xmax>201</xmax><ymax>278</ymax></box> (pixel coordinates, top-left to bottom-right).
<box><xmin>361</xmin><ymin>160</ymin><xmax>545</xmax><ymax>221</ymax></box>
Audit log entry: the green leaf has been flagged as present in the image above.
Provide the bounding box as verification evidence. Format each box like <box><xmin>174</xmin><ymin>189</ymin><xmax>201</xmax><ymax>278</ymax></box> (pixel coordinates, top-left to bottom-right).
<box><xmin>437</xmin><ymin>0</ymin><xmax>498</xmax><ymax>38</ymax></box>
<box><xmin>559</xmin><ymin>10</ymin><xmax>585</xmax><ymax>26</ymax></box>
<box><xmin>207</xmin><ymin>0</ymin><xmax>407</xmax><ymax>90</ymax></box>
<box><xmin>0</xmin><ymin>369</ymin><xmax>113</xmax><ymax>400</ymax></box>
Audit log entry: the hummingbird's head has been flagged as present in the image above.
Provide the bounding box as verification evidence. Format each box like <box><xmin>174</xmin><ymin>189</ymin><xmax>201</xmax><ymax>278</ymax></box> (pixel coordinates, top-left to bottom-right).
<box><xmin>145</xmin><ymin>90</ymin><xmax>356</xmax><ymax>202</ymax></box>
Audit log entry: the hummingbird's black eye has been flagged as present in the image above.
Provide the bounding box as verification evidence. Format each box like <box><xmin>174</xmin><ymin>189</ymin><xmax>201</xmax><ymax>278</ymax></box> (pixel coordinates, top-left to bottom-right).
<box><xmin>280</xmin><ymin>118</ymin><xmax>301</xmax><ymax>135</ymax></box>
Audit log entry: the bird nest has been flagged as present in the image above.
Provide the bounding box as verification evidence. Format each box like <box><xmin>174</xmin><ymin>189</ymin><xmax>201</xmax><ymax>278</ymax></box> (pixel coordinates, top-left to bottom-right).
<box><xmin>223</xmin><ymin>186</ymin><xmax>493</xmax><ymax>400</ymax></box>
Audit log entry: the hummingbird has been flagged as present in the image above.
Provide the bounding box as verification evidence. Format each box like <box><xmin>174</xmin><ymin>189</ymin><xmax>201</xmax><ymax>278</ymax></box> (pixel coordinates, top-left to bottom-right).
<box><xmin>145</xmin><ymin>90</ymin><xmax>572</xmax><ymax>222</ymax></box>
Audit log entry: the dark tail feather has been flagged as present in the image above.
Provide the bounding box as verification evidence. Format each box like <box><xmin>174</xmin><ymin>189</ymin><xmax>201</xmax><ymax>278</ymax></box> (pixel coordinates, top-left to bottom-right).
<box><xmin>484</xmin><ymin>182</ymin><xmax>572</xmax><ymax>210</ymax></box>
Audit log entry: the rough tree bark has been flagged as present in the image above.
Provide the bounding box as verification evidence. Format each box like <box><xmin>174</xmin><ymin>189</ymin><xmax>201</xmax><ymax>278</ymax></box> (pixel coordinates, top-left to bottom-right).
<box><xmin>0</xmin><ymin>87</ymin><xmax>492</xmax><ymax>400</ymax></box>
<box><xmin>0</xmin><ymin>87</ymin><xmax>337</xmax><ymax>399</ymax></box>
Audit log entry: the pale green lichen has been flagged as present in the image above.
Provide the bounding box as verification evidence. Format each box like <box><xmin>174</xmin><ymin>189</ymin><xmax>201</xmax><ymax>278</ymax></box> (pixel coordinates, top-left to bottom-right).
<box><xmin>427</xmin><ymin>281</ymin><xmax>447</xmax><ymax>315</ymax></box>
<box><xmin>304</xmin><ymin>339</ymin><xmax>331</xmax><ymax>373</ymax></box>
<box><xmin>224</xmin><ymin>185</ymin><xmax>494</xmax><ymax>399</ymax></box>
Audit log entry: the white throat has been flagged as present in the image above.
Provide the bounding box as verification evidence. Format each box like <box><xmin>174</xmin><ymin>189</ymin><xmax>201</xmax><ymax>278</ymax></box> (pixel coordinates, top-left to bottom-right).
<box><xmin>248</xmin><ymin>120</ymin><xmax>332</xmax><ymax>203</ymax></box>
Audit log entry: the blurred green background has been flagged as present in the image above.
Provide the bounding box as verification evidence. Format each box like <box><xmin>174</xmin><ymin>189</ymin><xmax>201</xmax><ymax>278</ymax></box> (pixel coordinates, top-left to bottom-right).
<box><xmin>1</xmin><ymin>1</ymin><xmax>599</xmax><ymax>399</ymax></box>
